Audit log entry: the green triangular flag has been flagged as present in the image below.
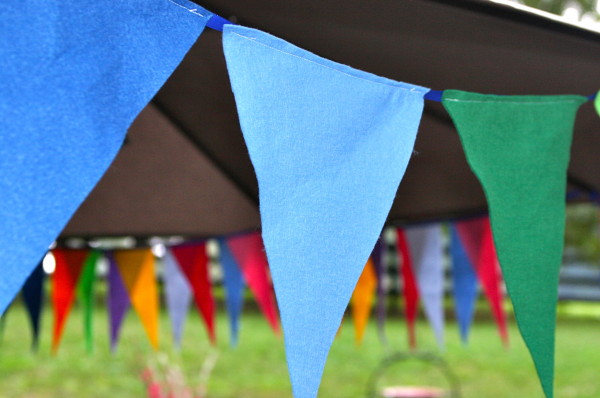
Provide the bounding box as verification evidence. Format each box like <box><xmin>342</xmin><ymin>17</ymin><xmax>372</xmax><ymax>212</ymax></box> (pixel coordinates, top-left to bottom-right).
<box><xmin>78</xmin><ymin>251</ymin><xmax>100</xmax><ymax>353</ymax></box>
<box><xmin>442</xmin><ymin>90</ymin><xmax>586</xmax><ymax>398</ymax></box>
<box><xmin>594</xmin><ymin>91</ymin><xmax>599</xmax><ymax>117</ymax></box>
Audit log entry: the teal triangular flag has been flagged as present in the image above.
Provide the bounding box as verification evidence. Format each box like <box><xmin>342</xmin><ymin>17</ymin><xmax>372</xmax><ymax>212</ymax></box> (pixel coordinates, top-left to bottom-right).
<box><xmin>442</xmin><ymin>90</ymin><xmax>586</xmax><ymax>398</ymax></box>
<box><xmin>224</xmin><ymin>25</ymin><xmax>428</xmax><ymax>398</ymax></box>
<box><xmin>0</xmin><ymin>0</ymin><xmax>210</xmax><ymax>315</ymax></box>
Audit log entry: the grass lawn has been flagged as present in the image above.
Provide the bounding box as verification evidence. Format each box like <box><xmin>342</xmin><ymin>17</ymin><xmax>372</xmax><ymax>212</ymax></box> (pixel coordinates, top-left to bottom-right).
<box><xmin>1</xmin><ymin>301</ymin><xmax>600</xmax><ymax>398</ymax></box>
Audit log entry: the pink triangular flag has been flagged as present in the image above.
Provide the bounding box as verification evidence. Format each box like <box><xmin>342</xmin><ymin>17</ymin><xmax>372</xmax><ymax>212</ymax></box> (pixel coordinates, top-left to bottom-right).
<box><xmin>226</xmin><ymin>232</ymin><xmax>280</xmax><ymax>334</ymax></box>
<box><xmin>456</xmin><ymin>217</ymin><xmax>509</xmax><ymax>346</ymax></box>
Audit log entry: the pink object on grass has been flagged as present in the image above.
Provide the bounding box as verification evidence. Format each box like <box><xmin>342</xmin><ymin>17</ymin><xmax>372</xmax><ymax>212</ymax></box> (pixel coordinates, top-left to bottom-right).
<box><xmin>381</xmin><ymin>386</ymin><xmax>445</xmax><ymax>398</ymax></box>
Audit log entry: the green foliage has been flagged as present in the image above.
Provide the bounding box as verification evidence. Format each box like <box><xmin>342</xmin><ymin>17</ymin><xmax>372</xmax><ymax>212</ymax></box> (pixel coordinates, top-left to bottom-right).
<box><xmin>518</xmin><ymin>0</ymin><xmax>599</xmax><ymax>19</ymax></box>
<box><xmin>564</xmin><ymin>203</ymin><xmax>600</xmax><ymax>264</ymax></box>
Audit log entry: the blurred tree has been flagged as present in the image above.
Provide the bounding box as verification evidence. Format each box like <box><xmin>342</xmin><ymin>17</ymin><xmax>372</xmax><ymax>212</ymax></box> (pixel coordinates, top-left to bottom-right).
<box><xmin>513</xmin><ymin>0</ymin><xmax>599</xmax><ymax>21</ymax></box>
<box><xmin>564</xmin><ymin>203</ymin><xmax>600</xmax><ymax>265</ymax></box>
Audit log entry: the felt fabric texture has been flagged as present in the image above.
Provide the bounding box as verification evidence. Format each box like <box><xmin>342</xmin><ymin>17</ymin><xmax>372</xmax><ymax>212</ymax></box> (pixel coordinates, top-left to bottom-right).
<box><xmin>78</xmin><ymin>250</ymin><xmax>99</xmax><ymax>353</ymax></box>
<box><xmin>114</xmin><ymin>249</ymin><xmax>159</xmax><ymax>350</ymax></box>
<box><xmin>163</xmin><ymin>249</ymin><xmax>193</xmax><ymax>348</ymax></box>
<box><xmin>227</xmin><ymin>232</ymin><xmax>280</xmax><ymax>334</ymax></box>
<box><xmin>405</xmin><ymin>224</ymin><xmax>445</xmax><ymax>348</ymax></box>
<box><xmin>218</xmin><ymin>238</ymin><xmax>245</xmax><ymax>346</ymax></box>
<box><xmin>449</xmin><ymin>225</ymin><xmax>478</xmax><ymax>344</ymax></box>
<box><xmin>0</xmin><ymin>0</ymin><xmax>210</xmax><ymax>315</ymax></box>
<box><xmin>107</xmin><ymin>253</ymin><xmax>131</xmax><ymax>351</ymax></box>
<box><xmin>443</xmin><ymin>90</ymin><xmax>587</xmax><ymax>398</ymax></box>
<box><xmin>456</xmin><ymin>217</ymin><xmax>509</xmax><ymax>346</ymax></box>
<box><xmin>224</xmin><ymin>24</ymin><xmax>427</xmax><ymax>398</ymax></box>
<box><xmin>397</xmin><ymin>229</ymin><xmax>419</xmax><ymax>349</ymax></box>
<box><xmin>350</xmin><ymin>258</ymin><xmax>377</xmax><ymax>345</ymax></box>
<box><xmin>171</xmin><ymin>243</ymin><xmax>216</xmax><ymax>344</ymax></box>
<box><xmin>22</xmin><ymin>262</ymin><xmax>46</xmax><ymax>350</ymax></box>
<box><xmin>51</xmin><ymin>249</ymin><xmax>87</xmax><ymax>353</ymax></box>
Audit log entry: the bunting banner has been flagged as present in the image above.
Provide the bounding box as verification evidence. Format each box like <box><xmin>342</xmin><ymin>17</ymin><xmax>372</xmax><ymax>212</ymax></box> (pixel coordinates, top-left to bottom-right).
<box><xmin>226</xmin><ymin>232</ymin><xmax>279</xmax><ymax>334</ymax></box>
<box><xmin>350</xmin><ymin>258</ymin><xmax>377</xmax><ymax>345</ymax></box>
<box><xmin>107</xmin><ymin>253</ymin><xmax>131</xmax><ymax>351</ymax></box>
<box><xmin>0</xmin><ymin>0</ymin><xmax>211</xmax><ymax>316</ymax></box>
<box><xmin>443</xmin><ymin>90</ymin><xmax>587</xmax><ymax>398</ymax></box>
<box><xmin>396</xmin><ymin>229</ymin><xmax>419</xmax><ymax>349</ymax></box>
<box><xmin>22</xmin><ymin>262</ymin><xmax>46</xmax><ymax>350</ymax></box>
<box><xmin>455</xmin><ymin>217</ymin><xmax>509</xmax><ymax>346</ymax></box>
<box><xmin>405</xmin><ymin>224</ymin><xmax>445</xmax><ymax>348</ymax></box>
<box><xmin>171</xmin><ymin>243</ymin><xmax>216</xmax><ymax>344</ymax></box>
<box><xmin>218</xmin><ymin>238</ymin><xmax>246</xmax><ymax>347</ymax></box>
<box><xmin>113</xmin><ymin>249</ymin><xmax>159</xmax><ymax>350</ymax></box>
<box><xmin>224</xmin><ymin>24</ymin><xmax>428</xmax><ymax>398</ymax></box>
<box><xmin>163</xmin><ymin>249</ymin><xmax>193</xmax><ymax>348</ymax></box>
<box><xmin>449</xmin><ymin>225</ymin><xmax>479</xmax><ymax>344</ymax></box>
<box><xmin>51</xmin><ymin>249</ymin><xmax>88</xmax><ymax>353</ymax></box>
<box><xmin>78</xmin><ymin>250</ymin><xmax>99</xmax><ymax>353</ymax></box>
<box><xmin>595</xmin><ymin>91</ymin><xmax>600</xmax><ymax>116</ymax></box>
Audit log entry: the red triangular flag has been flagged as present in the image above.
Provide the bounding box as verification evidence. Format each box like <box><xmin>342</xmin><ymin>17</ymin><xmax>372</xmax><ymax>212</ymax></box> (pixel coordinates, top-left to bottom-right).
<box><xmin>397</xmin><ymin>229</ymin><xmax>419</xmax><ymax>350</ymax></box>
<box><xmin>226</xmin><ymin>232</ymin><xmax>280</xmax><ymax>334</ymax></box>
<box><xmin>456</xmin><ymin>217</ymin><xmax>509</xmax><ymax>346</ymax></box>
<box><xmin>171</xmin><ymin>243</ymin><xmax>216</xmax><ymax>344</ymax></box>
<box><xmin>51</xmin><ymin>249</ymin><xmax>88</xmax><ymax>353</ymax></box>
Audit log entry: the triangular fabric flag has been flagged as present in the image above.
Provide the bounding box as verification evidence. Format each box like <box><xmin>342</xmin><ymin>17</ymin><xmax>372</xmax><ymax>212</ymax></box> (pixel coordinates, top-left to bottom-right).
<box><xmin>218</xmin><ymin>238</ymin><xmax>245</xmax><ymax>346</ymax></box>
<box><xmin>171</xmin><ymin>243</ymin><xmax>216</xmax><ymax>344</ymax></box>
<box><xmin>224</xmin><ymin>25</ymin><xmax>428</xmax><ymax>398</ymax></box>
<box><xmin>350</xmin><ymin>258</ymin><xmax>377</xmax><ymax>345</ymax></box>
<box><xmin>163</xmin><ymin>249</ymin><xmax>193</xmax><ymax>348</ymax></box>
<box><xmin>107</xmin><ymin>253</ymin><xmax>130</xmax><ymax>351</ymax></box>
<box><xmin>396</xmin><ymin>229</ymin><xmax>419</xmax><ymax>349</ymax></box>
<box><xmin>594</xmin><ymin>91</ymin><xmax>599</xmax><ymax>116</ymax></box>
<box><xmin>449</xmin><ymin>225</ymin><xmax>478</xmax><ymax>344</ymax></box>
<box><xmin>455</xmin><ymin>217</ymin><xmax>509</xmax><ymax>346</ymax></box>
<box><xmin>22</xmin><ymin>261</ymin><xmax>46</xmax><ymax>350</ymax></box>
<box><xmin>226</xmin><ymin>232</ymin><xmax>279</xmax><ymax>334</ymax></box>
<box><xmin>443</xmin><ymin>90</ymin><xmax>587</xmax><ymax>398</ymax></box>
<box><xmin>113</xmin><ymin>249</ymin><xmax>159</xmax><ymax>350</ymax></box>
<box><xmin>78</xmin><ymin>250</ymin><xmax>99</xmax><ymax>353</ymax></box>
<box><xmin>371</xmin><ymin>239</ymin><xmax>388</xmax><ymax>345</ymax></box>
<box><xmin>405</xmin><ymin>224</ymin><xmax>445</xmax><ymax>348</ymax></box>
<box><xmin>51</xmin><ymin>249</ymin><xmax>88</xmax><ymax>353</ymax></box>
<box><xmin>0</xmin><ymin>0</ymin><xmax>211</xmax><ymax>316</ymax></box>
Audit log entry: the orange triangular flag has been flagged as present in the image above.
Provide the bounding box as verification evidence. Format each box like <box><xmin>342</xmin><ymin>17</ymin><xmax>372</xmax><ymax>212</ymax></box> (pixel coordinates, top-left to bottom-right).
<box><xmin>113</xmin><ymin>249</ymin><xmax>159</xmax><ymax>350</ymax></box>
<box><xmin>350</xmin><ymin>258</ymin><xmax>377</xmax><ymax>345</ymax></box>
<box><xmin>52</xmin><ymin>249</ymin><xmax>88</xmax><ymax>353</ymax></box>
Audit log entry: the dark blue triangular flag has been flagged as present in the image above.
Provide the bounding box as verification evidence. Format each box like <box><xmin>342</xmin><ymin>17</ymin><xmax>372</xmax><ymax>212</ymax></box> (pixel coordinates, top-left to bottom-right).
<box><xmin>219</xmin><ymin>238</ymin><xmax>245</xmax><ymax>346</ymax></box>
<box><xmin>22</xmin><ymin>261</ymin><xmax>46</xmax><ymax>350</ymax></box>
<box><xmin>450</xmin><ymin>225</ymin><xmax>479</xmax><ymax>343</ymax></box>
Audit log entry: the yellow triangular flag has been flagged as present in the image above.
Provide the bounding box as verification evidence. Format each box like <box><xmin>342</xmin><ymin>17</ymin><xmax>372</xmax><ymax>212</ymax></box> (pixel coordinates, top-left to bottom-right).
<box><xmin>350</xmin><ymin>258</ymin><xmax>377</xmax><ymax>345</ymax></box>
<box><xmin>114</xmin><ymin>249</ymin><xmax>159</xmax><ymax>349</ymax></box>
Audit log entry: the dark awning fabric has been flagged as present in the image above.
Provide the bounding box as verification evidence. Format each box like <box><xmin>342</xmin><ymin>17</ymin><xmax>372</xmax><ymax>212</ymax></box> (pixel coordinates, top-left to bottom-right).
<box><xmin>62</xmin><ymin>0</ymin><xmax>600</xmax><ymax>237</ymax></box>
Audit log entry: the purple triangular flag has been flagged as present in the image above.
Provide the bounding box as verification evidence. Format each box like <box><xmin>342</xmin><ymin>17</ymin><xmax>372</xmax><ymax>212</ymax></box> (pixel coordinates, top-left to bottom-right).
<box><xmin>107</xmin><ymin>252</ymin><xmax>130</xmax><ymax>352</ymax></box>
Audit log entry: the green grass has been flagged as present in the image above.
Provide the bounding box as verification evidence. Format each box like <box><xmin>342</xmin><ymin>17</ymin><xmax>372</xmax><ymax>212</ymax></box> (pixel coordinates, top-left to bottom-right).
<box><xmin>1</xmin><ymin>302</ymin><xmax>600</xmax><ymax>398</ymax></box>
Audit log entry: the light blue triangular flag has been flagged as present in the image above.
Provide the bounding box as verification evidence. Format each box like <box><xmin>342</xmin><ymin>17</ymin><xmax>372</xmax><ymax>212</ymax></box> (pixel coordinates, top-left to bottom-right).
<box><xmin>224</xmin><ymin>25</ymin><xmax>428</xmax><ymax>398</ymax></box>
<box><xmin>449</xmin><ymin>224</ymin><xmax>479</xmax><ymax>344</ymax></box>
<box><xmin>0</xmin><ymin>0</ymin><xmax>211</xmax><ymax>314</ymax></box>
<box><xmin>163</xmin><ymin>249</ymin><xmax>193</xmax><ymax>348</ymax></box>
<box><xmin>405</xmin><ymin>223</ymin><xmax>445</xmax><ymax>348</ymax></box>
<box><xmin>218</xmin><ymin>238</ymin><xmax>245</xmax><ymax>346</ymax></box>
